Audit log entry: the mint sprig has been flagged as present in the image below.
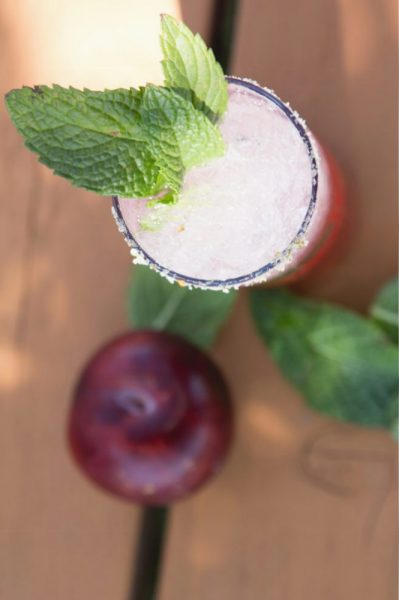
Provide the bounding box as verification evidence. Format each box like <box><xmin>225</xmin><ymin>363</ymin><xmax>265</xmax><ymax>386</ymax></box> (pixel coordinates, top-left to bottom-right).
<box><xmin>160</xmin><ymin>14</ymin><xmax>228</xmax><ymax>119</ymax></box>
<box><xmin>4</xmin><ymin>15</ymin><xmax>226</xmax><ymax>200</ymax></box>
<box><xmin>250</xmin><ymin>288</ymin><xmax>398</xmax><ymax>431</ymax></box>
<box><xmin>128</xmin><ymin>266</ymin><xmax>236</xmax><ymax>349</ymax></box>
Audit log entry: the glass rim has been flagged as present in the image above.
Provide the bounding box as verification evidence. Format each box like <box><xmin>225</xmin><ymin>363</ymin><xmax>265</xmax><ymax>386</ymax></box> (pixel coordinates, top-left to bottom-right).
<box><xmin>112</xmin><ymin>75</ymin><xmax>319</xmax><ymax>290</ymax></box>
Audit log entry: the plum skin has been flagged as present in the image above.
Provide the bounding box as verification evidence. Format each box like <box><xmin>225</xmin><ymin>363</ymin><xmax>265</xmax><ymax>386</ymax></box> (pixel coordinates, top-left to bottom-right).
<box><xmin>68</xmin><ymin>330</ymin><xmax>233</xmax><ymax>506</ymax></box>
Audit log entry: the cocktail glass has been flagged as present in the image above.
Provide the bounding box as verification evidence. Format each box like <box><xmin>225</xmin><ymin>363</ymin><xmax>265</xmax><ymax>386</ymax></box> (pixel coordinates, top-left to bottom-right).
<box><xmin>112</xmin><ymin>76</ymin><xmax>345</xmax><ymax>290</ymax></box>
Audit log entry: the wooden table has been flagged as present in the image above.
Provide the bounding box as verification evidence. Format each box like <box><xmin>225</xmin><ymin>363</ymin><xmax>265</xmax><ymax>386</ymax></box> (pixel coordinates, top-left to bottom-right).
<box><xmin>1</xmin><ymin>1</ymin><xmax>397</xmax><ymax>599</ymax></box>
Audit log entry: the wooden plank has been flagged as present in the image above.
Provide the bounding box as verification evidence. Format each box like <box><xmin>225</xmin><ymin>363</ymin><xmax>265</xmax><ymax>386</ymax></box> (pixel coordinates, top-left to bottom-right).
<box><xmin>0</xmin><ymin>2</ymin><xmax>180</xmax><ymax>599</ymax></box>
<box><xmin>159</xmin><ymin>1</ymin><xmax>398</xmax><ymax>599</ymax></box>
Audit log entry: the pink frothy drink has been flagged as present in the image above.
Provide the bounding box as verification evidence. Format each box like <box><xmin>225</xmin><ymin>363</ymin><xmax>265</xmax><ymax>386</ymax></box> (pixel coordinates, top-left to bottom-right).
<box><xmin>112</xmin><ymin>77</ymin><xmax>343</xmax><ymax>290</ymax></box>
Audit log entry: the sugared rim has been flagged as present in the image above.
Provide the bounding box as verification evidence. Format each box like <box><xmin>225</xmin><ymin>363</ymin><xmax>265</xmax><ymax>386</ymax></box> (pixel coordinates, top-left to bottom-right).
<box><xmin>112</xmin><ymin>76</ymin><xmax>319</xmax><ymax>290</ymax></box>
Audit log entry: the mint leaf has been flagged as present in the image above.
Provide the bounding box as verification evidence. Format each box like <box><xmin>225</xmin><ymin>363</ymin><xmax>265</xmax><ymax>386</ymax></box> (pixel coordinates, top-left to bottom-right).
<box><xmin>5</xmin><ymin>85</ymin><xmax>164</xmax><ymax>198</ymax></box>
<box><xmin>390</xmin><ymin>411</ymin><xmax>399</xmax><ymax>441</ymax></box>
<box><xmin>160</xmin><ymin>14</ymin><xmax>228</xmax><ymax>119</ymax></box>
<box><xmin>370</xmin><ymin>277</ymin><xmax>398</xmax><ymax>343</ymax></box>
<box><xmin>140</xmin><ymin>85</ymin><xmax>225</xmax><ymax>193</ymax></box>
<box><xmin>128</xmin><ymin>266</ymin><xmax>236</xmax><ymax>349</ymax></box>
<box><xmin>250</xmin><ymin>289</ymin><xmax>399</xmax><ymax>429</ymax></box>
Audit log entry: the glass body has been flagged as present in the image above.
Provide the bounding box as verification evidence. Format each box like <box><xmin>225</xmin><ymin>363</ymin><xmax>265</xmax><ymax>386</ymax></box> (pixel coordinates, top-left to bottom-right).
<box><xmin>112</xmin><ymin>77</ymin><xmax>345</xmax><ymax>290</ymax></box>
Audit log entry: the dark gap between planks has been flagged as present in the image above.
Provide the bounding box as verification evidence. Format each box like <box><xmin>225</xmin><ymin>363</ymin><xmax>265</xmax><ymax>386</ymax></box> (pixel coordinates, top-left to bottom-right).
<box><xmin>210</xmin><ymin>0</ymin><xmax>240</xmax><ymax>73</ymax></box>
<box><xmin>128</xmin><ymin>507</ymin><xmax>169</xmax><ymax>600</ymax></box>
